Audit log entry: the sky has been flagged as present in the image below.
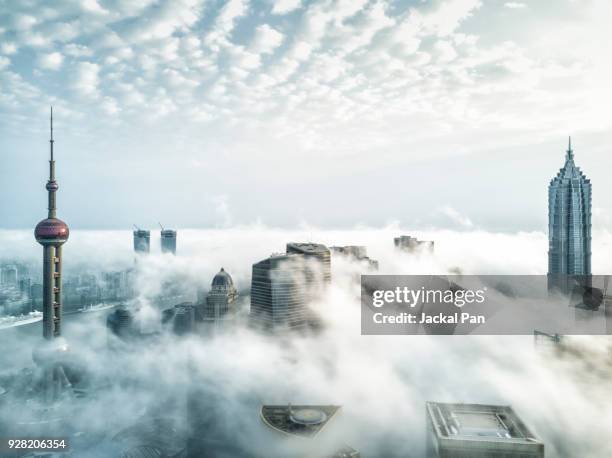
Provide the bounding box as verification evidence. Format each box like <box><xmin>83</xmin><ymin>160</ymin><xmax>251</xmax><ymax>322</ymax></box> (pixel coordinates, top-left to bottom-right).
<box><xmin>1</xmin><ymin>0</ymin><xmax>611</xmax><ymax>231</ymax></box>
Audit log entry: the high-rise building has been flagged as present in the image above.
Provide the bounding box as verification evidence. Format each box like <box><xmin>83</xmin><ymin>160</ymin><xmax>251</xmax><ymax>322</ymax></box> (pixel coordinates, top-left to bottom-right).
<box><xmin>32</xmin><ymin>108</ymin><xmax>73</xmax><ymax>402</ymax></box>
<box><xmin>426</xmin><ymin>402</ymin><xmax>544</xmax><ymax>458</ymax></box>
<box><xmin>0</xmin><ymin>265</ymin><xmax>18</xmax><ymax>287</ymax></box>
<box><xmin>251</xmin><ymin>243</ymin><xmax>331</xmax><ymax>330</ymax></box>
<box><xmin>34</xmin><ymin>108</ymin><xmax>70</xmax><ymax>340</ymax></box>
<box><xmin>394</xmin><ymin>235</ymin><xmax>434</xmax><ymax>253</ymax></box>
<box><xmin>286</xmin><ymin>242</ymin><xmax>332</xmax><ymax>284</ymax></box>
<box><xmin>548</xmin><ymin>138</ymin><xmax>592</xmax><ymax>292</ymax></box>
<box><xmin>107</xmin><ymin>307</ymin><xmax>136</xmax><ymax>339</ymax></box>
<box><xmin>160</xmin><ymin>224</ymin><xmax>177</xmax><ymax>255</ymax></box>
<box><xmin>330</xmin><ymin>246</ymin><xmax>379</xmax><ymax>271</ymax></box>
<box><xmin>133</xmin><ymin>227</ymin><xmax>150</xmax><ymax>254</ymax></box>
<box><xmin>201</xmin><ymin>267</ymin><xmax>238</xmax><ymax>324</ymax></box>
<box><xmin>162</xmin><ymin>302</ymin><xmax>198</xmax><ymax>335</ymax></box>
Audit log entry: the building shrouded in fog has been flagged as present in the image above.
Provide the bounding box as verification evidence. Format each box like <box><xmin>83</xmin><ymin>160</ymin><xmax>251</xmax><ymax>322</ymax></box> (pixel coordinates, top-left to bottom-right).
<box><xmin>160</xmin><ymin>224</ymin><xmax>177</xmax><ymax>255</ymax></box>
<box><xmin>133</xmin><ymin>227</ymin><xmax>150</xmax><ymax>254</ymax></box>
<box><xmin>251</xmin><ymin>244</ymin><xmax>330</xmax><ymax>330</ymax></box>
<box><xmin>201</xmin><ymin>267</ymin><xmax>238</xmax><ymax>325</ymax></box>
<box><xmin>548</xmin><ymin>138</ymin><xmax>592</xmax><ymax>293</ymax></box>
<box><xmin>286</xmin><ymin>242</ymin><xmax>332</xmax><ymax>284</ymax></box>
<box><xmin>162</xmin><ymin>302</ymin><xmax>197</xmax><ymax>335</ymax></box>
<box><xmin>1</xmin><ymin>265</ymin><xmax>18</xmax><ymax>287</ymax></box>
<box><xmin>107</xmin><ymin>307</ymin><xmax>136</xmax><ymax>339</ymax></box>
<box><xmin>394</xmin><ymin>235</ymin><xmax>434</xmax><ymax>253</ymax></box>
<box><xmin>426</xmin><ymin>402</ymin><xmax>544</xmax><ymax>458</ymax></box>
<box><xmin>330</xmin><ymin>246</ymin><xmax>379</xmax><ymax>271</ymax></box>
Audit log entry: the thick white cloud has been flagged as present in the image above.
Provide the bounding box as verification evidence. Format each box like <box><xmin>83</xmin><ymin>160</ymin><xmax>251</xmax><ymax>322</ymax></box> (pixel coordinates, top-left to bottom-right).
<box><xmin>271</xmin><ymin>0</ymin><xmax>302</xmax><ymax>15</ymax></box>
<box><xmin>250</xmin><ymin>24</ymin><xmax>284</xmax><ymax>54</ymax></box>
<box><xmin>1</xmin><ymin>0</ymin><xmax>612</xmax><ymax>230</ymax></box>
<box><xmin>37</xmin><ymin>51</ymin><xmax>64</xmax><ymax>70</ymax></box>
<box><xmin>71</xmin><ymin>61</ymin><xmax>100</xmax><ymax>97</ymax></box>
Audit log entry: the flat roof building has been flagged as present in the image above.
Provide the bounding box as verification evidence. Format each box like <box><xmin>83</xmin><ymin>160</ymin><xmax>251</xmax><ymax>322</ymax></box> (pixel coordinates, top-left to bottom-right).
<box><xmin>250</xmin><ymin>253</ymin><xmax>312</xmax><ymax>330</ymax></box>
<box><xmin>286</xmin><ymin>242</ymin><xmax>331</xmax><ymax>284</ymax></box>
<box><xmin>251</xmin><ymin>243</ymin><xmax>331</xmax><ymax>331</ymax></box>
<box><xmin>330</xmin><ymin>245</ymin><xmax>379</xmax><ymax>271</ymax></box>
<box><xmin>394</xmin><ymin>235</ymin><xmax>434</xmax><ymax>253</ymax></box>
<box><xmin>133</xmin><ymin>228</ymin><xmax>150</xmax><ymax>254</ymax></box>
<box><xmin>160</xmin><ymin>224</ymin><xmax>177</xmax><ymax>255</ymax></box>
<box><xmin>426</xmin><ymin>402</ymin><xmax>544</xmax><ymax>458</ymax></box>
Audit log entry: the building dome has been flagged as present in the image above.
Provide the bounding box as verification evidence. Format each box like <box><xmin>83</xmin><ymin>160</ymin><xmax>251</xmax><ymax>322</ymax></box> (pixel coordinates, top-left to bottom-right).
<box><xmin>211</xmin><ymin>267</ymin><xmax>233</xmax><ymax>287</ymax></box>
<box><xmin>289</xmin><ymin>408</ymin><xmax>327</xmax><ymax>425</ymax></box>
<box><xmin>35</xmin><ymin>217</ymin><xmax>69</xmax><ymax>243</ymax></box>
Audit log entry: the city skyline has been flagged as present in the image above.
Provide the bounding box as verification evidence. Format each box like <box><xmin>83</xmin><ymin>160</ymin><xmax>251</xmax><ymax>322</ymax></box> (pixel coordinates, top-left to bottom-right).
<box><xmin>1</xmin><ymin>0</ymin><xmax>611</xmax><ymax>231</ymax></box>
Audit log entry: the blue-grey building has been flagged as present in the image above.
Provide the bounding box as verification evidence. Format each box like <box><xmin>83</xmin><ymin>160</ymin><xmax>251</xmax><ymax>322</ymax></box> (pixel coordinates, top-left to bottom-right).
<box><xmin>160</xmin><ymin>224</ymin><xmax>177</xmax><ymax>255</ymax></box>
<box><xmin>548</xmin><ymin>138</ymin><xmax>591</xmax><ymax>292</ymax></box>
<box><xmin>133</xmin><ymin>228</ymin><xmax>150</xmax><ymax>254</ymax></box>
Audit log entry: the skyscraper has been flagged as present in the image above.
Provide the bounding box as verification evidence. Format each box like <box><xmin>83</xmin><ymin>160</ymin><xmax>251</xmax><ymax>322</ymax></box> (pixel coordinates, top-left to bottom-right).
<box><xmin>34</xmin><ymin>108</ymin><xmax>69</xmax><ymax>340</ymax></box>
<box><xmin>133</xmin><ymin>227</ymin><xmax>150</xmax><ymax>254</ymax></box>
<box><xmin>160</xmin><ymin>224</ymin><xmax>177</xmax><ymax>254</ymax></box>
<box><xmin>286</xmin><ymin>242</ymin><xmax>332</xmax><ymax>284</ymax></box>
<box><xmin>548</xmin><ymin>138</ymin><xmax>592</xmax><ymax>292</ymax></box>
<box><xmin>250</xmin><ymin>246</ymin><xmax>331</xmax><ymax>330</ymax></box>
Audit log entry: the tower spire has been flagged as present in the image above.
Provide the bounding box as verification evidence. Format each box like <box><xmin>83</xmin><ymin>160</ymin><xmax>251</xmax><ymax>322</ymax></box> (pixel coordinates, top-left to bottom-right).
<box><xmin>566</xmin><ymin>136</ymin><xmax>574</xmax><ymax>162</ymax></box>
<box><xmin>46</xmin><ymin>107</ymin><xmax>59</xmax><ymax>218</ymax></box>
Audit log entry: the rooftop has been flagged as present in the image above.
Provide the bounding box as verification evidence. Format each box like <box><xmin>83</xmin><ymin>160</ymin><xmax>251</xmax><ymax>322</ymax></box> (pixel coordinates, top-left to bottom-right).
<box><xmin>427</xmin><ymin>402</ymin><xmax>542</xmax><ymax>446</ymax></box>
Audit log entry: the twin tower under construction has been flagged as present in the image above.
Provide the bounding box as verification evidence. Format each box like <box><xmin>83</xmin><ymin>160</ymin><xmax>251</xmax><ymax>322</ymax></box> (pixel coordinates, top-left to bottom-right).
<box><xmin>133</xmin><ymin>225</ymin><xmax>177</xmax><ymax>255</ymax></box>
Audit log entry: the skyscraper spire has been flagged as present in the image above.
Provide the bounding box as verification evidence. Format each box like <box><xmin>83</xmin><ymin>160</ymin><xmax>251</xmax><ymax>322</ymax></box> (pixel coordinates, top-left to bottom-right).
<box><xmin>566</xmin><ymin>136</ymin><xmax>573</xmax><ymax>162</ymax></box>
<box><xmin>50</xmin><ymin>106</ymin><xmax>54</xmax><ymax>159</ymax></box>
<box><xmin>47</xmin><ymin>106</ymin><xmax>58</xmax><ymax>218</ymax></box>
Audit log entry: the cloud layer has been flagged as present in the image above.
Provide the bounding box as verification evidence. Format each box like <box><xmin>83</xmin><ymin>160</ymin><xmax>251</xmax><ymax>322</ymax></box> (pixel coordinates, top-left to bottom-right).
<box><xmin>0</xmin><ymin>227</ymin><xmax>611</xmax><ymax>456</ymax></box>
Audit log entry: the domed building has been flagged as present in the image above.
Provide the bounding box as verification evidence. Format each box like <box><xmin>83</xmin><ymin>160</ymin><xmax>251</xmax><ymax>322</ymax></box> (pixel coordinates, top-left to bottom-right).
<box><xmin>200</xmin><ymin>268</ymin><xmax>239</xmax><ymax>325</ymax></box>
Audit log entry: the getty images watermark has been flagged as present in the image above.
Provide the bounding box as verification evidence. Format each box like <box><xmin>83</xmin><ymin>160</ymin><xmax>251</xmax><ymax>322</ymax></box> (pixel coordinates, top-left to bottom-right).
<box><xmin>361</xmin><ymin>275</ymin><xmax>612</xmax><ymax>335</ymax></box>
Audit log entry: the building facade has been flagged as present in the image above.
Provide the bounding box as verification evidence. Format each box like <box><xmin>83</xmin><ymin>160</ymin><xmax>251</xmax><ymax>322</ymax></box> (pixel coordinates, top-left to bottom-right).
<box><xmin>133</xmin><ymin>228</ymin><xmax>151</xmax><ymax>254</ymax></box>
<box><xmin>202</xmin><ymin>267</ymin><xmax>239</xmax><ymax>324</ymax></box>
<box><xmin>250</xmin><ymin>243</ymin><xmax>331</xmax><ymax>330</ymax></box>
<box><xmin>548</xmin><ymin>138</ymin><xmax>592</xmax><ymax>292</ymax></box>
<box><xmin>160</xmin><ymin>227</ymin><xmax>177</xmax><ymax>254</ymax></box>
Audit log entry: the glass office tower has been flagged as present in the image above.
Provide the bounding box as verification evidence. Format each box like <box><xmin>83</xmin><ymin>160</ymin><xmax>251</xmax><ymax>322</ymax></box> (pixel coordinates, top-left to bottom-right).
<box><xmin>548</xmin><ymin>138</ymin><xmax>591</xmax><ymax>292</ymax></box>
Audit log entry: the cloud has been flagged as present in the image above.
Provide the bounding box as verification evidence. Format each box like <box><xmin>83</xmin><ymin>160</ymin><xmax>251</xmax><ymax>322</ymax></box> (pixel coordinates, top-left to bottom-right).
<box><xmin>1</xmin><ymin>42</ymin><xmax>17</xmax><ymax>55</ymax></box>
<box><xmin>71</xmin><ymin>61</ymin><xmax>100</xmax><ymax>97</ymax></box>
<box><xmin>250</xmin><ymin>24</ymin><xmax>284</xmax><ymax>54</ymax></box>
<box><xmin>37</xmin><ymin>51</ymin><xmax>64</xmax><ymax>70</ymax></box>
<box><xmin>81</xmin><ymin>0</ymin><xmax>109</xmax><ymax>15</ymax></box>
<box><xmin>0</xmin><ymin>0</ymin><xmax>611</xmax><ymax>232</ymax></box>
<box><xmin>1</xmin><ymin>227</ymin><xmax>612</xmax><ymax>456</ymax></box>
<box><xmin>419</xmin><ymin>0</ymin><xmax>483</xmax><ymax>37</ymax></box>
<box><xmin>437</xmin><ymin>206</ymin><xmax>475</xmax><ymax>229</ymax></box>
<box><xmin>271</xmin><ymin>0</ymin><xmax>302</xmax><ymax>15</ymax></box>
<box><xmin>505</xmin><ymin>2</ymin><xmax>528</xmax><ymax>8</ymax></box>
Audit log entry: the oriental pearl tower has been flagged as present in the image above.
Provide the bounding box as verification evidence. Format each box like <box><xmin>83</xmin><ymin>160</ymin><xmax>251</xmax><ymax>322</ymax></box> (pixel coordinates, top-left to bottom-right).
<box><xmin>33</xmin><ymin>108</ymin><xmax>72</xmax><ymax>401</ymax></box>
<box><xmin>35</xmin><ymin>107</ymin><xmax>69</xmax><ymax>339</ymax></box>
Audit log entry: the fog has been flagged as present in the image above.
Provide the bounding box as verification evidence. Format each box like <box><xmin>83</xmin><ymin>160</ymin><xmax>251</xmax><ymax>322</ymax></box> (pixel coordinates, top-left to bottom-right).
<box><xmin>0</xmin><ymin>226</ymin><xmax>611</xmax><ymax>457</ymax></box>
